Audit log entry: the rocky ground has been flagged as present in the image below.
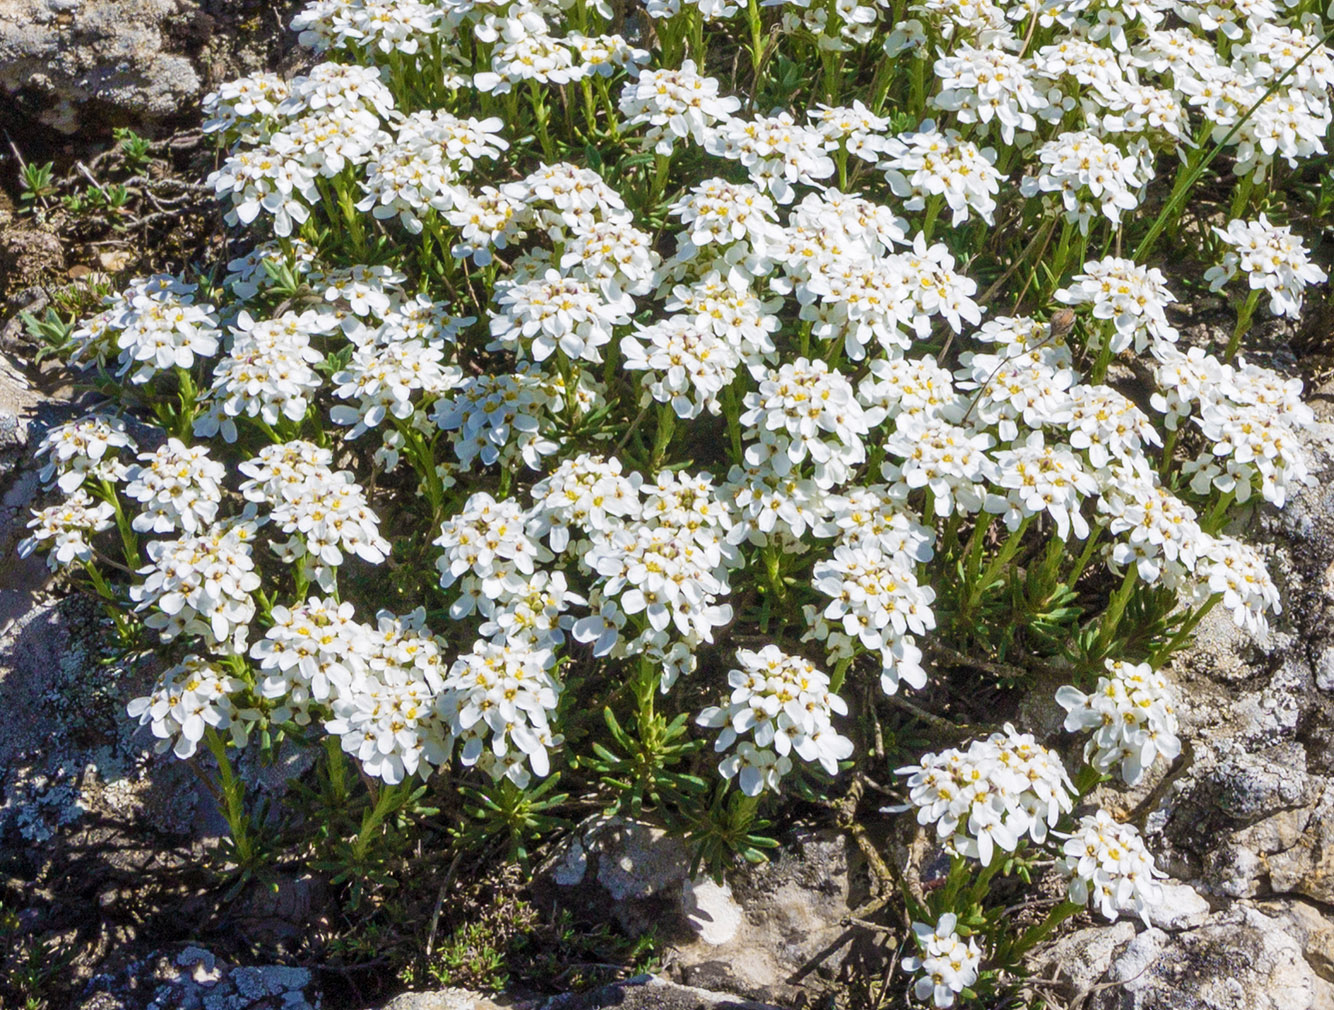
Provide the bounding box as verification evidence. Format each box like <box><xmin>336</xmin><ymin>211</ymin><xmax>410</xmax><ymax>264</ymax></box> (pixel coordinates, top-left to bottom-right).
<box><xmin>4</xmin><ymin>3</ymin><xmax>1334</xmax><ymax>1009</ymax></box>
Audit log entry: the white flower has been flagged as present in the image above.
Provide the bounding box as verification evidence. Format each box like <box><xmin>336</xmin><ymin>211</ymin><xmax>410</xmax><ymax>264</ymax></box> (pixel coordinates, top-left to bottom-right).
<box><xmin>439</xmin><ymin>638</ymin><xmax>562</xmax><ymax>786</ymax></box>
<box><xmin>811</xmin><ymin>543</ymin><xmax>935</xmax><ymax>694</ymax></box>
<box><xmin>1056</xmin><ymin>257</ymin><xmax>1178</xmax><ymax>355</ymax></box>
<box><xmin>323</xmin><ymin>608</ymin><xmax>451</xmax><ymax>785</ymax></box>
<box><xmin>881</xmin><ymin>123</ymin><xmax>1001</xmax><ymax>225</ymax></box>
<box><xmin>126</xmin><ymin>656</ymin><xmax>249</xmax><ymax>760</ymax></box>
<box><xmin>123</xmin><ymin>439</ymin><xmax>226</xmax><ymax>535</ymax></box>
<box><xmin>895</xmin><ymin>725</ymin><xmax>1076</xmax><ymax>867</ymax></box>
<box><xmin>1059</xmin><ymin>811</ymin><xmax>1166</xmax><ymax>924</ymax></box>
<box><xmin>35</xmin><ymin>415</ymin><xmax>136</xmax><ymax>494</ymax></box>
<box><xmin>991</xmin><ymin>432</ymin><xmax>1099</xmax><ymax>541</ymax></box>
<box><xmin>1055</xmin><ymin>659</ymin><xmax>1181</xmax><ymax>785</ymax></box>
<box><xmin>740</xmin><ymin>358</ymin><xmax>875</xmax><ymax>489</ymax></box>
<box><xmin>931</xmin><ymin>44</ymin><xmax>1050</xmax><ymax>145</ymax></box>
<box><xmin>697</xmin><ymin>645</ymin><xmax>852</xmax><ymax>794</ymax></box>
<box><xmin>131</xmin><ymin>521</ymin><xmax>262</xmax><ymax>654</ymax></box>
<box><xmin>75</xmin><ymin>275</ymin><xmax>221</xmax><ymax>384</ymax></box>
<box><xmin>1020</xmin><ymin>131</ymin><xmax>1153</xmax><ymax>234</ymax></box>
<box><xmin>621</xmin><ymin>316</ymin><xmax>742</xmax><ymax>419</ymax></box>
<box><xmin>490</xmin><ymin>269</ymin><xmax>635</xmax><ymax>364</ymax></box>
<box><xmin>194</xmin><ymin>310</ymin><xmax>331</xmax><ymax>442</ymax></box>
<box><xmin>240</xmin><ymin>440</ymin><xmax>391</xmax><ymax>590</ymax></box>
<box><xmin>902</xmin><ymin>913</ymin><xmax>982</xmax><ymax>1009</ymax></box>
<box><xmin>618</xmin><ymin>60</ymin><xmax>741</xmax><ymax>155</ymax></box>
<box><xmin>250</xmin><ymin>595</ymin><xmax>365</xmax><ymax>724</ymax></box>
<box><xmin>434</xmin><ymin>492</ymin><xmax>550</xmax><ymax>617</ymax></box>
<box><xmin>17</xmin><ymin>491</ymin><xmax>116</xmax><ymax>570</ymax></box>
<box><xmin>1200</xmin><ymin>534</ymin><xmax>1281</xmax><ymax>636</ymax></box>
<box><xmin>883</xmin><ymin>415</ymin><xmax>996</xmax><ymax>518</ymax></box>
<box><xmin>1205</xmin><ymin>215</ymin><xmax>1327</xmax><ymax>319</ymax></box>
<box><xmin>431</xmin><ymin>366</ymin><xmax>561</xmax><ymax>470</ymax></box>
<box><xmin>528</xmin><ymin>454</ymin><xmax>643</xmax><ymax>553</ymax></box>
<box><xmin>704</xmin><ymin>112</ymin><xmax>837</xmax><ymax>203</ymax></box>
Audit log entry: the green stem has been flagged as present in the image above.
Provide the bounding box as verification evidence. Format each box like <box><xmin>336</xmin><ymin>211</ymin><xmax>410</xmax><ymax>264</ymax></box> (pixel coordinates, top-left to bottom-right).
<box><xmin>1224</xmin><ymin>288</ymin><xmax>1261</xmax><ymax>364</ymax></box>
<box><xmin>205</xmin><ymin>726</ymin><xmax>256</xmax><ymax>868</ymax></box>
<box><xmin>1007</xmin><ymin>900</ymin><xmax>1084</xmax><ymax>959</ymax></box>
<box><xmin>1150</xmin><ymin>593</ymin><xmax>1222</xmax><ymax>667</ymax></box>
<box><xmin>1092</xmin><ymin>567</ymin><xmax>1137</xmax><ymax>662</ymax></box>
<box><xmin>528</xmin><ymin>80</ymin><xmax>555</xmax><ymax>161</ymax></box>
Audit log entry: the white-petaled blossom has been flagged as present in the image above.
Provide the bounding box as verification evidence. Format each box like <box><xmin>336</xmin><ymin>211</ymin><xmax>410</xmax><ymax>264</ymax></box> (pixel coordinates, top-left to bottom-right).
<box><xmin>895</xmin><ymin>725</ymin><xmax>1076</xmax><ymax>867</ymax></box>
<box><xmin>621</xmin><ymin>315</ymin><xmax>742</xmax><ymax>419</ymax></box>
<box><xmin>703</xmin><ymin>112</ymin><xmax>837</xmax><ymax>204</ymax></box>
<box><xmin>991</xmin><ymin>432</ymin><xmax>1100</xmax><ymax>540</ymax></box>
<box><xmin>17</xmin><ymin>491</ymin><xmax>116</xmax><ymax>570</ymax></box>
<box><xmin>1205</xmin><ymin>215</ymin><xmax>1327</xmax><ymax>319</ymax></box>
<box><xmin>527</xmin><ymin>453</ymin><xmax>643</xmax><ymax>553</ymax></box>
<box><xmin>131</xmin><ymin>521</ymin><xmax>262</xmax><ymax>654</ymax></box>
<box><xmin>71</xmin><ymin>275</ymin><xmax>221</xmax><ymax>383</ymax></box>
<box><xmin>434</xmin><ymin>491</ymin><xmax>551</xmax><ymax>617</ymax></box>
<box><xmin>250</xmin><ymin>595</ymin><xmax>365</xmax><ymax>724</ymax></box>
<box><xmin>883</xmin><ymin>415</ymin><xmax>997</xmax><ymax>517</ymax></box>
<box><xmin>1059</xmin><ymin>810</ymin><xmax>1166</xmax><ymax>924</ymax></box>
<box><xmin>881</xmin><ymin>123</ymin><xmax>1001</xmax><ymax>225</ymax></box>
<box><xmin>323</xmin><ymin>607</ymin><xmax>451</xmax><ymax>784</ymax></box>
<box><xmin>239</xmin><ymin>440</ymin><xmax>390</xmax><ymax>590</ymax></box>
<box><xmin>430</xmin><ymin>366</ymin><xmax>561</xmax><ymax>470</ymax></box>
<box><xmin>1056</xmin><ymin>257</ymin><xmax>1178</xmax><ymax>354</ymax></box>
<box><xmin>35</xmin><ymin>415</ymin><xmax>136</xmax><ymax>493</ymax></box>
<box><xmin>1020</xmin><ymin>131</ymin><xmax>1153</xmax><ymax>234</ymax></box>
<box><xmin>618</xmin><ymin>60</ymin><xmax>741</xmax><ymax>154</ymax></box>
<box><xmin>810</xmin><ymin>543</ymin><xmax>935</xmax><ymax>694</ymax></box>
<box><xmin>740</xmin><ymin>358</ymin><xmax>876</xmax><ymax>488</ymax></box>
<box><xmin>126</xmin><ymin>656</ymin><xmax>249</xmax><ymax>760</ymax></box>
<box><xmin>123</xmin><ymin>439</ymin><xmax>226</xmax><ymax>535</ymax></box>
<box><xmin>438</xmin><ymin>638</ymin><xmax>562</xmax><ymax>787</ymax></box>
<box><xmin>902</xmin><ymin>913</ymin><xmax>983</xmax><ymax>1010</ymax></box>
<box><xmin>697</xmin><ymin>646</ymin><xmax>852</xmax><ymax>794</ymax></box>
<box><xmin>1056</xmin><ymin>659</ymin><xmax>1181</xmax><ymax>785</ymax></box>
<box><xmin>490</xmin><ymin>269</ymin><xmax>634</xmax><ymax>364</ymax></box>
<box><xmin>1200</xmin><ymin>534</ymin><xmax>1281</xmax><ymax>636</ymax></box>
<box><xmin>931</xmin><ymin>44</ymin><xmax>1050</xmax><ymax>145</ymax></box>
<box><xmin>194</xmin><ymin>310</ymin><xmax>332</xmax><ymax>442</ymax></box>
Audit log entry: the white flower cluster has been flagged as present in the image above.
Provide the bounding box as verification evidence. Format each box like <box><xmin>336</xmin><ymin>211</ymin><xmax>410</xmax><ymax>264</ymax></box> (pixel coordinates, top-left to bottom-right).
<box><xmin>1059</xmin><ymin>810</ymin><xmax>1166</xmax><ymax>924</ymax></box>
<box><xmin>882</xmin><ymin>123</ymin><xmax>1001</xmax><ymax>226</ymax></box>
<box><xmin>17</xmin><ymin>491</ymin><xmax>115</xmax><ymax>571</ymax></box>
<box><xmin>896</xmin><ymin>725</ymin><xmax>1076</xmax><ymax>866</ymax></box>
<box><xmin>123</xmin><ymin>439</ymin><xmax>225</xmax><ymax>535</ymax></box>
<box><xmin>903</xmin><ymin>913</ymin><xmax>983</xmax><ymax>1010</ymax></box>
<box><xmin>239</xmin><ymin>441</ymin><xmax>391</xmax><ymax>591</ymax></box>
<box><xmin>251</xmin><ymin>598</ymin><xmax>454</xmax><ymax>784</ymax></box>
<box><xmin>1056</xmin><ymin>258</ymin><xmax>1178</xmax><ymax>354</ymax></box>
<box><xmin>1056</xmin><ymin>660</ymin><xmax>1182</xmax><ymax>785</ymax></box>
<box><xmin>69</xmin><ymin>274</ymin><xmax>221</xmax><ymax>383</ymax></box>
<box><xmin>35</xmin><ymin>415</ymin><xmax>136</xmax><ymax>493</ymax></box>
<box><xmin>194</xmin><ymin>310</ymin><xmax>332</xmax><ymax>442</ymax></box>
<box><xmin>130</xmin><ymin>521</ymin><xmax>262</xmax><ymax>654</ymax></box>
<box><xmin>1206</xmin><ymin>215</ymin><xmax>1328</xmax><ymax>319</ymax></box>
<box><xmin>126</xmin><ymin>656</ymin><xmax>250</xmax><ymax>760</ymax></box>
<box><xmin>439</xmin><ymin>638</ymin><xmax>563</xmax><ymax>787</ymax></box>
<box><xmin>697</xmin><ymin>646</ymin><xmax>853</xmax><ymax>795</ymax></box>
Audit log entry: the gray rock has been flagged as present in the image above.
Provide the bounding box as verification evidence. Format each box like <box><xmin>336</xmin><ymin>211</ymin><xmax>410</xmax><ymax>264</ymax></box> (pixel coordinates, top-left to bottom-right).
<box><xmin>537</xmin><ymin>975</ymin><xmax>788</xmax><ymax>1010</ymax></box>
<box><xmin>81</xmin><ymin>946</ymin><xmax>320</xmax><ymax>1010</ymax></box>
<box><xmin>369</xmin><ymin>976</ymin><xmax>789</xmax><ymax>1010</ymax></box>
<box><xmin>538</xmin><ymin>819</ymin><xmax>864</xmax><ymax>1006</ymax></box>
<box><xmin>0</xmin><ymin>0</ymin><xmax>209</xmax><ymax>133</ymax></box>
<box><xmin>1083</xmin><ymin>905</ymin><xmax>1334</xmax><ymax>1010</ymax></box>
